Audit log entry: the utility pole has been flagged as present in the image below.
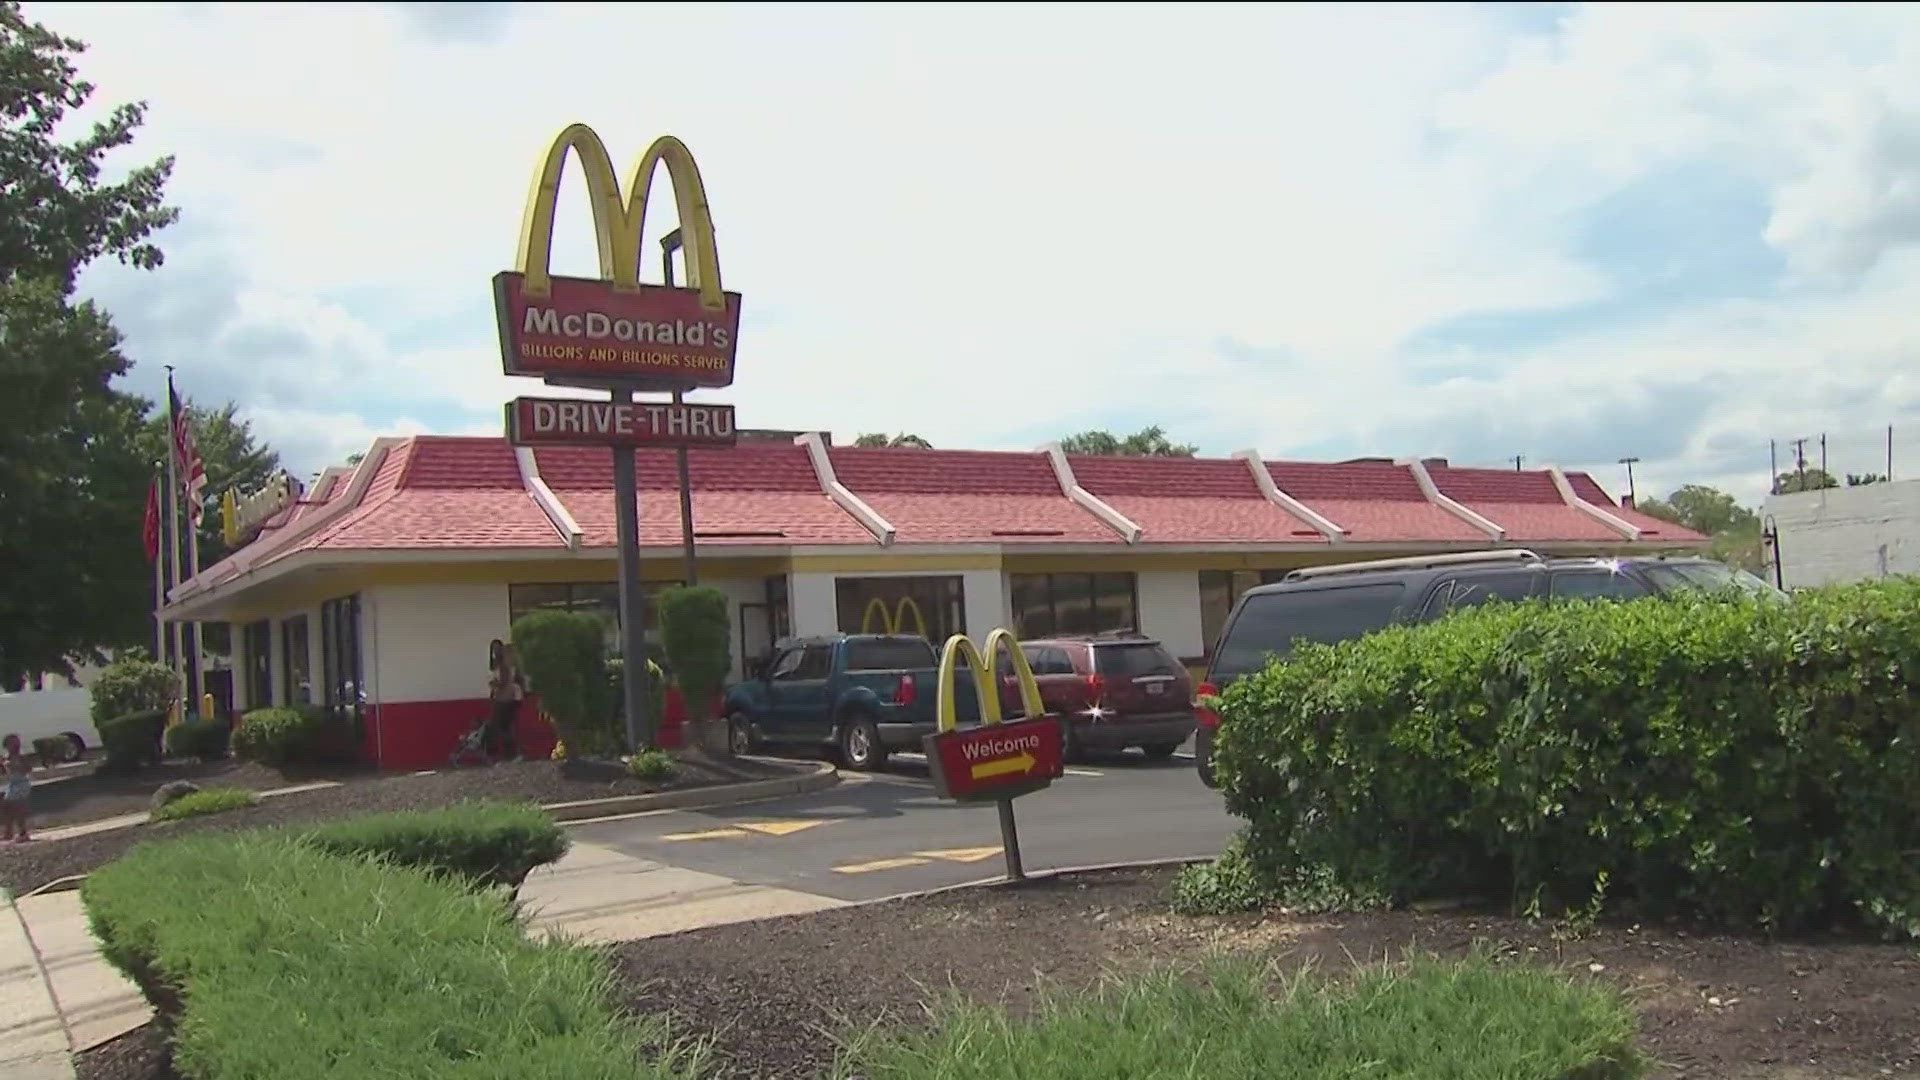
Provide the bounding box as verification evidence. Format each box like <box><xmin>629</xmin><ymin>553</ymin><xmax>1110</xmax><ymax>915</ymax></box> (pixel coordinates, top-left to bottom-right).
<box><xmin>1790</xmin><ymin>437</ymin><xmax>1809</xmax><ymax>491</ymax></box>
<box><xmin>1511</xmin><ymin>454</ymin><xmax>1524</xmax><ymax>471</ymax></box>
<box><xmin>1618</xmin><ymin>456</ymin><xmax>1640</xmax><ymax>504</ymax></box>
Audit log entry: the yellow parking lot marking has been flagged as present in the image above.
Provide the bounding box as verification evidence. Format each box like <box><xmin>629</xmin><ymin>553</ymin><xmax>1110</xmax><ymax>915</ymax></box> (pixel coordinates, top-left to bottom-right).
<box><xmin>834</xmin><ymin>856</ymin><xmax>931</xmax><ymax>875</ymax></box>
<box><xmin>660</xmin><ymin>827</ymin><xmax>750</xmax><ymax>841</ymax></box>
<box><xmin>738</xmin><ymin>819</ymin><xmax>828</xmax><ymax>837</ymax></box>
<box><xmin>915</xmin><ymin>846</ymin><xmax>1002</xmax><ymax>863</ymax></box>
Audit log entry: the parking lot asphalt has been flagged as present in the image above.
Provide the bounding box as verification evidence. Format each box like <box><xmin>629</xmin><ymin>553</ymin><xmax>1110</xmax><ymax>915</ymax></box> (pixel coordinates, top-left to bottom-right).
<box><xmin>567</xmin><ymin>743</ymin><xmax>1239</xmax><ymax>902</ymax></box>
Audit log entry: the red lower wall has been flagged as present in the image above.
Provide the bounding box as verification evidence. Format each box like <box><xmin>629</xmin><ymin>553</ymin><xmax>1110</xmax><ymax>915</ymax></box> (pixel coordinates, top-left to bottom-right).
<box><xmin>361</xmin><ymin>690</ymin><xmax>700</xmax><ymax>772</ymax></box>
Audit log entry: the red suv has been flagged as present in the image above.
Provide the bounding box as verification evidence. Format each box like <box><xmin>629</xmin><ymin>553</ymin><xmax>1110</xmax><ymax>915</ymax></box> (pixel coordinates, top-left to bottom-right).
<box><xmin>995</xmin><ymin>632</ymin><xmax>1195</xmax><ymax>759</ymax></box>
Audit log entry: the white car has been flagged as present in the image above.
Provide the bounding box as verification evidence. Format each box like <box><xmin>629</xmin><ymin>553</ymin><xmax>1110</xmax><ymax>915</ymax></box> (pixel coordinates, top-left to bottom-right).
<box><xmin>0</xmin><ymin>684</ymin><xmax>99</xmax><ymax>761</ymax></box>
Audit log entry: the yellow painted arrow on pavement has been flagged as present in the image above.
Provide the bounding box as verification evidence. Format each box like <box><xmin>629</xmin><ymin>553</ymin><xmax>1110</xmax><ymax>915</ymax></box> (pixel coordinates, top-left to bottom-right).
<box><xmin>738</xmin><ymin>820</ymin><xmax>827</xmax><ymax>837</ymax></box>
<box><xmin>969</xmin><ymin>752</ymin><xmax>1035</xmax><ymax>780</ymax></box>
<box><xmin>915</xmin><ymin>846</ymin><xmax>1003</xmax><ymax>863</ymax></box>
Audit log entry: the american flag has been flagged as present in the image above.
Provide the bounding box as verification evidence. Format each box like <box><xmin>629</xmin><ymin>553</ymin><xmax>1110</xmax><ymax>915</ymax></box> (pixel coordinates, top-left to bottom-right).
<box><xmin>169</xmin><ymin>380</ymin><xmax>207</xmax><ymax>528</ymax></box>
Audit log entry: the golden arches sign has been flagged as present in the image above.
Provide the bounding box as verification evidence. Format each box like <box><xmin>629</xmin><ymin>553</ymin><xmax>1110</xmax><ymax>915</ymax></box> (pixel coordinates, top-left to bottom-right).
<box><xmin>859</xmin><ymin>596</ymin><xmax>929</xmax><ymax>639</ymax></box>
<box><xmin>934</xmin><ymin>628</ymin><xmax>1045</xmax><ymax>735</ymax></box>
<box><xmin>493</xmin><ymin>122</ymin><xmax>742</xmax><ymax>389</ymax></box>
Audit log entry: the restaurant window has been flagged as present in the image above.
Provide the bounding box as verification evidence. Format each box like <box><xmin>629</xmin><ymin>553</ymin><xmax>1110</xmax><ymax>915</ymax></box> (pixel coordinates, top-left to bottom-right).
<box><xmin>833</xmin><ymin>576</ymin><xmax>965</xmax><ymax>642</ymax></box>
<box><xmin>508</xmin><ymin>581</ymin><xmax>683</xmax><ymax>661</ymax></box>
<box><xmin>242</xmin><ymin>620</ymin><xmax>272</xmax><ymax>710</ymax></box>
<box><xmin>1198</xmin><ymin>569</ymin><xmax>1289</xmax><ymax>658</ymax></box>
<box><xmin>320</xmin><ymin>594</ymin><xmax>364</xmax><ymax>735</ymax></box>
<box><xmin>281</xmin><ymin>614</ymin><xmax>311</xmax><ymax>707</ymax></box>
<box><xmin>1009</xmin><ymin>573</ymin><xmax>1138</xmax><ymax>639</ymax></box>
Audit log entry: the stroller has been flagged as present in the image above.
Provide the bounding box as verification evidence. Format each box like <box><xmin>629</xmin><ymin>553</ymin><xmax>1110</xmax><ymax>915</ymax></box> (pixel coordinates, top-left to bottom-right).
<box><xmin>447</xmin><ymin>710</ymin><xmax>495</xmax><ymax>767</ymax></box>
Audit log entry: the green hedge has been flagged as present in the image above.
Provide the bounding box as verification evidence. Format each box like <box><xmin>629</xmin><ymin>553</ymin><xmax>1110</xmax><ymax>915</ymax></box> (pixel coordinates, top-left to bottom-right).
<box><xmin>1212</xmin><ymin>579</ymin><xmax>1920</xmax><ymax>938</ymax></box>
<box><xmin>295</xmin><ymin>802</ymin><xmax>568</xmax><ymax>890</ymax></box>
<box><xmin>231</xmin><ymin>706</ymin><xmax>325</xmax><ymax>766</ymax></box>
<box><xmin>82</xmin><ymin>833</ymin><xmax>696</xmax><ymax>1080</ymax></box>
<box><xmin>164</xmin><ymin>717</ymin><xmax>231</xmax><ymax>761</ymax></box>
<box><xmin>89</xmin><ymin>653</ymin><xmax>177</xmax><ymax>726</ymax></box>
<box><xmin>99</xmin><ymin>710</ymin><xmax>167</xmax><ymax>774</ymax></box>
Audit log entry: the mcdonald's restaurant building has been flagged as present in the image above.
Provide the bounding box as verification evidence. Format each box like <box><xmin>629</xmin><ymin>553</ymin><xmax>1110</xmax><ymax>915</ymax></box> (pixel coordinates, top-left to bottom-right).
<box><xmin>158</xmin><ymin>430</ymin><xmax>1702</xmax><ymax>770</ymax></box>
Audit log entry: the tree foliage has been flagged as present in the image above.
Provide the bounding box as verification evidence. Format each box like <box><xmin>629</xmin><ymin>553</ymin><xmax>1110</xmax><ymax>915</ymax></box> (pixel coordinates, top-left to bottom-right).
<box><xmin>1847</xmin><ymin>472</ymin><xmax>1888</xmax><ymax>486</ymax></box>
<box><xmin>854</xmin><ymin>432</ymin><xmax>932</xmax><ymax>449</ymax></box>
<box><xmin>1058</xmin><ymin>425</ymin><xmax>1198</xmax><ymax>457</ymax></box>
<box><xmin>0</xmin><ymin>4</ymin><xmax>179</xmax><ymax>682</ymax></box>
<box><xmin>1635</xmin><ymin>484</ymin><xmax>1759</xmax><ymax>537</ymax></box>
<box><xmin>1775</xmin><ymin>468</ymin><xmax>1839</xmax><ymax>493</ymax></box>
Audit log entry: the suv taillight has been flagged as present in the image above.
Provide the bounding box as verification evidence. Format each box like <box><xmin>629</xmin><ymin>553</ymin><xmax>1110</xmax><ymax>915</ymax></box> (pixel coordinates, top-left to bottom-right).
<box><xmin>1194</xmin><ymin>682</ymin><xmax>1220</xmax><ymax>729</ymax></box>
<box><xmin>895</xmin><ymin>673</ymin><xmax>916</xmax><ymax>706</ymax></box>
<box><xmin>1084</xmin><ymin>673</ymin><xmax>1105</xmax><ymax>707</ymax></box>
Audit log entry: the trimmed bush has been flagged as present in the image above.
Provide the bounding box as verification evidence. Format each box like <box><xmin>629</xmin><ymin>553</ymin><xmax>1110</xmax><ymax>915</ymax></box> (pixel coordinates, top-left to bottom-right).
<box><xmin>296</xmin><ymin>802</ymin><xmax>569</xmax><ymax>890</ymax></box>
<box><xmin>657</xmin><ymin>586</ymin><xmax>731</xmax><ymax>727</ymax></box>
<box><xmin>627</xmin><ymin>748</ymin><xmax>674</xmax><ymax>782</ymax></box>
<box><xmin>845</xmin><ymin>952</ymin><xmax>1641</xmax><ymax>1079</ymax></box>
<box><xmin>150</xmin><ymin>788</ymin><xmax>257</xmax><ymax>823</ymax></box>
<box><xmin>99</xmin><ymin>710</ymin><xmax>167</xmax><ymax>774</ymax></box>
<box><xmin>1213</xmin><ymin>579</ymin><xmax>1920</xmax><ymax>938</ymax></box>
<box><xmin>231</xmin><ymin>706</ymin><xmax>324</xmax><ymax>766</ymax></box>
<box><xmin>89</xmin><ymin>652</ymin><xmax>178</xmax><ymax>726</ymax></box>
<box><xmin>163</xmin><ymin>716</ymin><xmax>230</xmax><ymax>761</ymax></box>
<box><xmin>31</xmin><ymin>735</ymin><xmax>76</xmax><ymax>767</ymax></box>
<box><xmin>82</xmin><ymin>833</ymin><xmax>698</xmax><ymax>1080</ymax></box>
<box><xmin>515</xmin><ymin>610</ymin><xmax>616</xmax><ymax>756</ymax></box>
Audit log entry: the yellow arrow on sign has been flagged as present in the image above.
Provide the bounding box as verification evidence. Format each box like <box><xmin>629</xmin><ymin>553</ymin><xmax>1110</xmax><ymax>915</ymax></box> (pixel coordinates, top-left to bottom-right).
<box><xmin>969</xmin><ymin>752</ymin><xmax>1036</xmax><ymax>781</ymax></box>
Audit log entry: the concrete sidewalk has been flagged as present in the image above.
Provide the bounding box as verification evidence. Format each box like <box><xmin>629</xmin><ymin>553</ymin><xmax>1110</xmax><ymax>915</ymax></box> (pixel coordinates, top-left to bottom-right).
<box><xmin>0</xmin><ymin>839</ymin><xmax>844</xmax><ymax>1071</ymax></box>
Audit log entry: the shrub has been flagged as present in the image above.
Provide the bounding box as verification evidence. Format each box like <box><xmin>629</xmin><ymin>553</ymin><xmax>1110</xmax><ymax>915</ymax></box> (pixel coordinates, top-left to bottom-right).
<box><xmin>844</xmin><ymin>951</ymin><xmax>1641</xmax><ymax>1079</ymax></box>
<box><xmin>82</xmin><ymin>833</ymin><xmax>698</xmax><ymax>1080</ymax></box>
<box><xmin>296</xmin><ymin>802</ymin><xmax>569</xmax><ymax>890</ymax></box>
<box><xmin>88</xmin><ymin>653</ymin><xmax>178</xmax><ymax>726</ymax></box>
<box><xmin>150</xmin><ymin>788</ymin><xmax>257</xmax><ymax>823</ymax></box>
<box><xmin>30</xmin><ymin>735</ymin><xmax>75</xmax><ymax>767</ymax></box>
<box><xmin>163</xmin><ymin>716</ymin><xmax>231</xmax><ymax>761</ymax></box>
<box><xmin>656</xmin><ymin>586</ymin><xmax>731</xmax><ymax>725</ymax></box>
<box><xmin>1213</xmin><ymin>580</ymin><xmax>1920</xmax><ymax>938</ymax></box>
<box><xmin>231</xmin><ymin>706</ymin><xmax>324</xmax><ymax>766</ymax></box>
<box><xmin>514</xmin><ymin>610</ymin><xmax>616</xmax><ymax>755</ymax></box>
<box><xmin>99</xmin><ymin>710</ymin><xmax>167</xmax><ymax>774</ymax></box>
<box><xmin>603</xmin><ymin>655</ymin><xmax>668</xmax><ymax>755</ymax></box>
<box><xmin>627</xmin><ymin>748</ymin><xmax>674</xmax><ymax>782</ymax></box>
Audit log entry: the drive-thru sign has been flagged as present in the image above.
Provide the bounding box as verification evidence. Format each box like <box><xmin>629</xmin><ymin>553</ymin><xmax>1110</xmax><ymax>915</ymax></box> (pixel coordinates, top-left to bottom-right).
<box><xmin>923</xmin><ymin>628</ymin><xmax>1064</xmax><ymax>880</ymax></box>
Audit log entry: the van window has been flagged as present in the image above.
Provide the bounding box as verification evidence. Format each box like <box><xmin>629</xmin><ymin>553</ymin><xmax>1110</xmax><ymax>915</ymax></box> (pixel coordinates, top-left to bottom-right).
<box><xmin>1093</xmin><ymin>642</ymin><xmax>1183</xmax><ymax>678</ymax></box>
<box><xmin>1432</xmin><ymin>569</ymin><xmax>1539</xmax><ymax>613</ymax></box>
<box><xmin>1550</xmin><ymin>568</ymin><xmax>1649</xmax><ymax>601</ymax></box>
<box><xmin>1212</xmin><ymin>583</ymin><xmax>1407</xmax><ymax>679</ymax></box>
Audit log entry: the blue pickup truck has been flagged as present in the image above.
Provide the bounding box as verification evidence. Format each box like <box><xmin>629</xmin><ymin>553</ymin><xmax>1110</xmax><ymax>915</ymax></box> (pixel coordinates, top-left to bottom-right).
<box><xmin>723</xmin><ymin>634</ymin><xmax>980</xmax><ymax>770</ymax></box>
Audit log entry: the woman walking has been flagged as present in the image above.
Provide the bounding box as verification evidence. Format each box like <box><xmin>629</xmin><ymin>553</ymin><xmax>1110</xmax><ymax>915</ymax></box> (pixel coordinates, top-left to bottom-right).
<box><xmin>2</xmin><ymin>734</ymin><xmax>33</xmax><ymax>843</ymax></box>
<box><xmin>487</xmin><ymin>641</ymin><xmax>526</xmax><ymax>762</ymax></box>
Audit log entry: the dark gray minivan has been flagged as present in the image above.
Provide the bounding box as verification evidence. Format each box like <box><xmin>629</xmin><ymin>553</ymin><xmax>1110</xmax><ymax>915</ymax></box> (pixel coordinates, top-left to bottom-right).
<box><xmin>1193</xmin><ymin>550</ymin><xmax>1782</xmax><ymax>787</ymax></box>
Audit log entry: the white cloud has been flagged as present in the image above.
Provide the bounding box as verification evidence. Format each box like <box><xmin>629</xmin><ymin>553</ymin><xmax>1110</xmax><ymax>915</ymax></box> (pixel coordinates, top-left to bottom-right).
<box><xmin>28</xmin><ymin>1</ymin><xmax>1920</xmax><ymax>506</ymax></box>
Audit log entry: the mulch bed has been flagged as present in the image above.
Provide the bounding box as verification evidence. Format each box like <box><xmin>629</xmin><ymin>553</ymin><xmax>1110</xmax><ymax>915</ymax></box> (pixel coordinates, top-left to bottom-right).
<box><xmin>74</xmin><ymin>865</ymin><xmax>1920</xmax><ymax>1080</ymax></box>
<box><xmin>27</xmin><ymin>759</ymin><xmax>377</xmax><ymax>830</ymax></box>
<box><xmin>1</xmin><ymin>754</ymin><xmax>797</xmax><ymax>898</ymax></box>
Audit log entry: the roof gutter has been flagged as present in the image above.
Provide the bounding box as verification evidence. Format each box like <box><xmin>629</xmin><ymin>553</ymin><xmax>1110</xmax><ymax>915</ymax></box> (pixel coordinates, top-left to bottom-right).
<box><xmin>1401</xmin><ymin>457</ymin><xmax>1507</xmax><ymax>543</ymax></box>
<box><xmin>514</xmin><ymin>446</ymin><xmax>583</xmax><ymax>550</ymax></box>
<box><xmin>1041</xmin><ymin>443</ymin><xmax>1143</xmax><ymax>543</ymax></box>
<box><xmin>1546</xmin><ymin>466</ymin><xmax>1641</xmax><ymax>541</ymax></box>
<box><xmin>1233</xmin><ymin>450</ymin><xmax>1346</xmax><ymax>542</ymax></box>
<box><xmin>796</xmin><ymin>431</ymin><xmax>895</xmax><ymax>545</ymax></box>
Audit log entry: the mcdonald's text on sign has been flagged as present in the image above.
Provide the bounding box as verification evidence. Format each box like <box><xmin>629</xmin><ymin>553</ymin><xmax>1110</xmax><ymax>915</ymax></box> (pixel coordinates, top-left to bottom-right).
<box><xmin>924</xmin><ymin>717</ymin><xmax>1065</xmax><ymax>803</ymax></box>
<box><xmin>505</xmin><ymin>397</ymin><xmax>739</xmax><ymax>448</ymax></box>
<box><xmin>495</xmin><ymin>272</ymin><xmax>742</xmax><ymax>387</ymax></box>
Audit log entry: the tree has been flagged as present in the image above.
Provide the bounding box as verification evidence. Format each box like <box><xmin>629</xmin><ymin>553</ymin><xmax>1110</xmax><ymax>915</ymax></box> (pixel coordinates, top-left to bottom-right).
<box><xmin>1058</xmin><ymin>425</ymin><xmax>1198</xmax><ymax>457</ymax></box>
<box><xmin>1635</xmin><ymin>484</ymin><xmax>1760</xmax><ymax>538</ymax></box>
<box><xmin>1775</xmin><ymin>468</ymin><xmax>1839</xmax><ymax>493</ymax></box>
<box><xmin>1846</xmin><ymin>472</ymin><xmax>1888</xmax><ymax>486</ymax></box>
<box><xmin>0</xmin><ymin>3</ymin><xmax>178</xmax><ymax>287</ymax></box>
<box><xmin>0</xmin><ymin>4</ymin><xmax>177</xmax><ymax>682</ymax></box>
<box><xmin>854</xmin><ymin>432</ymin><xmax>932</xmax><ymax>449</ymax></box>
<box><xmin>138</xmin><ymin>399</ymin><xmax>282</xmax><ymax>565</ymax></box>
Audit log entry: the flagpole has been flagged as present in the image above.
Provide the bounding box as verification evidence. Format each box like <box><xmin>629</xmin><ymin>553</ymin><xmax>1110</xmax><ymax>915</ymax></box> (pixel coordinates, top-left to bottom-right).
<box><xmin>151</xmin><ymin>472</ymin><xmax>165</xmax><ymax>659</ymax></box>
<box><xmin>164</xmin><ymin>369</ymin><xmax>185</xmax><ymax>716</ymax></box>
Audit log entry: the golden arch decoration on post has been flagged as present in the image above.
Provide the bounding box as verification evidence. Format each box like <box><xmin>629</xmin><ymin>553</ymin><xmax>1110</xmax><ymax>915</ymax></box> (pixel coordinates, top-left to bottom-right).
<box><xmin>493</xmin><ymin>122</ymin><xmax>743</xmax><ymax>389</ymax></box>
<box><xmin>934</xmin><ymin>628</ymin><xmax>1045</xmax><ymax>735</ymax></box>
<box><xmin>859</xmin><ymin>595</ymin><xmax>930</xmax><ymax>639</ymax></box>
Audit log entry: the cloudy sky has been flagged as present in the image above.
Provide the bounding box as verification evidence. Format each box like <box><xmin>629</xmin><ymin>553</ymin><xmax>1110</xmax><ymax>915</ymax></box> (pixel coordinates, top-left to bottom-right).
<box><xmin>37</xmin><ymin>1</ymin><xmax>1920</xmax><ymax>504</ymax></box>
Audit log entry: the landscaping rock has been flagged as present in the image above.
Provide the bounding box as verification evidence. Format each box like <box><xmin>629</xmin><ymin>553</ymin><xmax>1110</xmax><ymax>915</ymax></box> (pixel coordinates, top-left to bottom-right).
<box><xmin>150</xmin><ymin>780</ymin><xmax>201</xmax><ymax>812</ymax></box>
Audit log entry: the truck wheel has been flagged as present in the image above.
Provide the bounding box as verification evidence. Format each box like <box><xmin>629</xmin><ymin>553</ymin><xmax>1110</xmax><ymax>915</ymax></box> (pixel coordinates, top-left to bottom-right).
<box><xmin>1140</xmin><ymin>742</ymin><xmax>1181</xmax><ymax>760</ymax></box>
<box><xmin>728</xmin><ymin>713</ymin><xmax>759</xmax><ymax>756</ymax></box>
<box><xmin>837</xmin><ymin>714</ymin><xmax>888</xmax><ymax>772</ymax></box>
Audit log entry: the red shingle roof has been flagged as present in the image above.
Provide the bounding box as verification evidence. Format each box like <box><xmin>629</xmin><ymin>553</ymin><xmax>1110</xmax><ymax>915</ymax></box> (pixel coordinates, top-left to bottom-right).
<box><xmin>1265</xmin><ymin>460</ymin><xmax>1488</xmax><ymax>543</ymax></box>
<box><xmin>827</xmin><ymin>447</ymin><xmax>1120</xmax><ymax>544</ymax></box>
<box><xmin>1070</xmin><ymin>455</ymin><xmax>1328</xmax><ymax>544</ymax></box>
<box><xmin>1427</xmin><ymin>465</ymin><xmax>1625</xmax><ymax>543</ymax></box>
<box><xmin>1565</xmin><ymin>472</ymin><xmax>1684</xmax><ymax>538</ymax></box>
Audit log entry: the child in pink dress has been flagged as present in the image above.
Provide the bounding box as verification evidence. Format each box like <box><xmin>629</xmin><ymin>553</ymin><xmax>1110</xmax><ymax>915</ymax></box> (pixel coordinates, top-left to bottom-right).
<box><xmin>1</xmin><ymin>734</ymin><xmax>32</xmax><ymax>843</ymax></box>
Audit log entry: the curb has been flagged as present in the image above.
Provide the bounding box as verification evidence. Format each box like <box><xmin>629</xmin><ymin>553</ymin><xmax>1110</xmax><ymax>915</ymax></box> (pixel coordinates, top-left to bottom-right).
<box><xmin>16</xmin><ymin>760</ymin><xmax>840</xmax><ymax>897</ymax></box>
<box><xmin>857</xmin><ymin>854</ymin><xmax>1216</xmax><ymax>908</ymax></box>
<box><xmin>544</xmin><ymin>761</ymin><xmax>839</xmax><ymax>823</ymax></box>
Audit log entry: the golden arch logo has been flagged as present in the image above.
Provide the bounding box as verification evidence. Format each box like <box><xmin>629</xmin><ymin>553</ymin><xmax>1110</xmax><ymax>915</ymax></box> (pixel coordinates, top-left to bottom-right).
<box><xmin>933</xmin><ymin>628</ymin><xmax>1045</xmax><ymax>734</ymax></box>
<box><xmin>859</xmin><ymin>596</ymin><xmax>930</xmax><ymax>639</ymax></box>
<box><xmin>493</xmin><ymin>122</ymin><xmax>743</xmax><ymax>389</ymax></box>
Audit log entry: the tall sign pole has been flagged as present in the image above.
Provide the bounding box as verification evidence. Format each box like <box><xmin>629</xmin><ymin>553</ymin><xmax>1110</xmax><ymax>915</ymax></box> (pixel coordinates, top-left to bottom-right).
<box><xmin>661</xmin><ymin>227</ymin><xmax>699</xmax><ymax>586</ymax></box>
<box><xmin>494</xmin><ymin>124</ymin><xmax>743</xmax><ymax>753</ymax></box>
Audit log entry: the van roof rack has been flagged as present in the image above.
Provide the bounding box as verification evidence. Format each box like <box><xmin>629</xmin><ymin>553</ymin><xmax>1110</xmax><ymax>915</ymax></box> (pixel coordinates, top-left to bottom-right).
<box><xmin>1282</xmin><ymin>549</ymin><xmax>1543</xmax><ymax>582</ymax></box>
